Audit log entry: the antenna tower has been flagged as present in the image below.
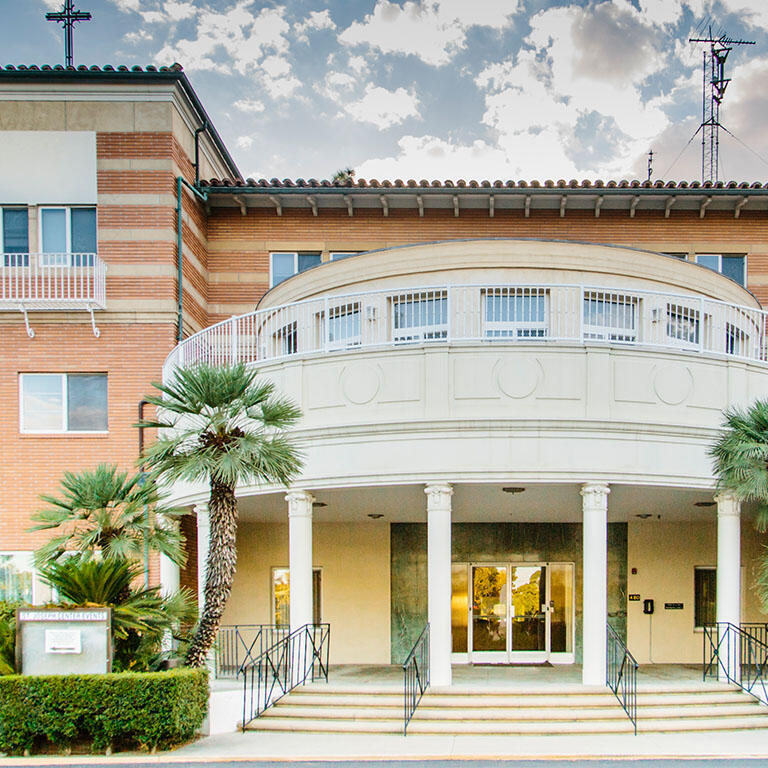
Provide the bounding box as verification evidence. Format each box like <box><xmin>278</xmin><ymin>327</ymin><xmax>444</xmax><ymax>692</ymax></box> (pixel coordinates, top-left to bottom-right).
<box><xmin>689</xmin><ymin>27</ymin><xmax>754</xmax><ymax>182</ymax></box>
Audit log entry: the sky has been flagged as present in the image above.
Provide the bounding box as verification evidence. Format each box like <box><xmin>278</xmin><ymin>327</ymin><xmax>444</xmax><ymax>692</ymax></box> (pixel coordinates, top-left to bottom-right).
<box><xmin>4</xmin><ymin>0</ymin><xmax>768</xmax><ymax>182</ymax></box>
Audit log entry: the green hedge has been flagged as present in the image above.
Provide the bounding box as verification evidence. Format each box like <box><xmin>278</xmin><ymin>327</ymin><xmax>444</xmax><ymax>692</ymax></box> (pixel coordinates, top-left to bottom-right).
<box><xmin>0</xmin><ymin>667</ymin><xmax>208</xmax><ymax>754</ymax></box>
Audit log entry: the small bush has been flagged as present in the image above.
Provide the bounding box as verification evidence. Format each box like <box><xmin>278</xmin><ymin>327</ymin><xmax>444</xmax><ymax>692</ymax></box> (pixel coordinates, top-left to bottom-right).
<box><xmin>0</xmin><ymin>667</ymin><xmax>208</xmax><ymax>755</ymax></box>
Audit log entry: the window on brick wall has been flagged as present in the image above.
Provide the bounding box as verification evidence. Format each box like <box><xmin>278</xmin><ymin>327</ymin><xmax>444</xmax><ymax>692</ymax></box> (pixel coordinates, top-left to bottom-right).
<box><xmin>695</xmin><ymin>253</ymin><xmax>746</xmax><ymax>286</ymax></box>
<box><xmin>39</xmin><ymin>207</ymin><xmax>97</xmax><ymax>267</ymax></box>
<box><xmin>2</xmin><ymin>207</ymin><xmax>29</xmax><ymax>266</ymax></box>
<box><xmin>20</xmin><ymin>373</ymin><xmax>107</xmax><ymax>433</ymax></box>
<box><xmin>270</xmin><ymin>252</ymin><xmax>321</xmax><ymax>288</ymax></box>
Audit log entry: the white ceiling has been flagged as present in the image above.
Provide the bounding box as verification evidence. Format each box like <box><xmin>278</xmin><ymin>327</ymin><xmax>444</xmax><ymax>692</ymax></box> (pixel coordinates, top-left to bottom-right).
<box><xmin>233</xmin><ymin>482</ymin><xmax>747</xmax><ymax>524</ymax></box>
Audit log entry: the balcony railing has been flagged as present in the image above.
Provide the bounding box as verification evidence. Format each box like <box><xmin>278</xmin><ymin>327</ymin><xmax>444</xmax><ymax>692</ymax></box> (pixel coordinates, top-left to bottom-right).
<box><xmin>1</xmin><ymin>253</ymin><xmax>106</xmax><ymax>337</ymax></box>
<box><xmin>163</xmin><ymin>283</ymin><xmax>768</xmax><ymax>380</ymax></box>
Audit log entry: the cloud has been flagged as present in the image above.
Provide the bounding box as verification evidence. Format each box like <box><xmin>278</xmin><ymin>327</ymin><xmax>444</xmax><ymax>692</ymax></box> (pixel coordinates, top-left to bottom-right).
<box><xmin>339</xmin><ymin>0</ymin><xmax>520</xmax><ymax>66</ymax></box>
<box><xmin>470</xmin><ymin>1</ymin><xmax>677</xmax><ymax>178</ymax></box>
<box><xmin>233</xmin><ymin>98</ymin><xmax>265</xmax><ymax>113</ymax></box>
<box><xmin>235</xmin><ymin>135</ymin><xmax>254</xmax><ymax>150</ymax></box>
<box><xmin>356</xmin><ymin>135</ymin><xmax>510</xmax><ymax>180</ymax></box>
<box><xmin>124</xmin><ymin>29</ymin><xmax>154</xmax><ymax>44</ymax></box>
<box><xmin>164</xmin><ymin>1</ymin><xmax>196</xmax><ymax>22</ymax></box>
<box><xmin>154</xmin><ymin>3</ymin><xmax>302</xmax><ymax>97</ymax></box>
<box><xmin>294</xmin><ymin>9</ymin><xmax>336</xmax><ymax>43</ymax></box>
<box><xmin>341</xmin><ymin>84</ymin><xmax>421</xmax><ymax>129</ymax></box>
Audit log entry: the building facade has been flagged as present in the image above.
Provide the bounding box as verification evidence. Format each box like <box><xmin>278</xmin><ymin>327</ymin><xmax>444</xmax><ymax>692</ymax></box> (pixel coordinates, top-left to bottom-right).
<box><xmin>3</xmin><ymin>66</ymin><xmax>768</xmax><ymax>686</ymax></box>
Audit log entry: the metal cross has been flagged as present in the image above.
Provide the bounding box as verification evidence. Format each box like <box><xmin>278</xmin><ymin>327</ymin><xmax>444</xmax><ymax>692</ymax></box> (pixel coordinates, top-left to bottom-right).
<box><xmin>45</xmin><ymin>0</ymin><xmax>92</xmax><ymax>68</ymax></box>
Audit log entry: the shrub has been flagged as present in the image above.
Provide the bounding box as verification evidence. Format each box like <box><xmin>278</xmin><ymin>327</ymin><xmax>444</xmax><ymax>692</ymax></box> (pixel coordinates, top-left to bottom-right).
<box><xmin>0</xmin><ymin>667</ymin><xmax>208</xmax><ymax>754</ymax></box>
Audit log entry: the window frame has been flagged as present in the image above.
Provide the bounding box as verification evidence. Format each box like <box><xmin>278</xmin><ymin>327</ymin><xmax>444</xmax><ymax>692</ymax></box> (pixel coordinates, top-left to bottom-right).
<box><xmin>2</xmin><ymin>207</ymin><xmax>29</xmax><ymax>266</ymax></box>
<box><xmin>19</xmin><ymin>373</ymin><xmax>108</xmax><ymax>435</ymax></box>
<box><xmin>583</xmin><ymin>292</ymin><xmax>638</xmax><ymax>343</ymax></box>
<box><xmin>0</xmin><ymin>551</ymin><xmax>36</xmax><ymax>604</ymax></box>
<box><xmin>391</xmin><ymin>291</ymin><xmax>449</xmax><ymax>343</ymax></box>
<box><xmin>666</xmin><ymin>302</ymin><xmax>700</xmax><ymax>348</ymax></box>
<box><xmin>695</xmin><ymin>253</ymin><xmax>747</xmax><ymax>286</ymax></box>
<box><xmin>269</xmin><ymin>251</ymin><xmax>322</xmax><ymax>288</ymax></box>
<box><xmin>483</xmin><ymin>288</ymin><xmax>549</xmax><ymax>340</ymax></box>
<box><xmin>38</xmin><ymin>206</ymin><xmax>97</xmax><ymax>267</ymax></box>
<box><xmin>270</xmin><ymin>566</ymin><xmax>323</xmax><ymax>627</ymax></box>
<box><xmin>329</xmin><ymin>252</ymin><xmax>359</xmax><ymax>261</ymax></box>
<box><xmin>323</xmin><ymin>302</ymin><xmax>362</xmax><ymax>350</ymax></box>
<box><xmin>693</xmin><ymin>565</ymin><xmax>716</xmax><ymax>630</ymax></box>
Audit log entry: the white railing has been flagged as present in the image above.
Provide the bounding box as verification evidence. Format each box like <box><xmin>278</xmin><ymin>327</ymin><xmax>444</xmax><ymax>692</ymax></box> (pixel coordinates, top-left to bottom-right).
<box><xmin>0</xmin><ymin>253</ymin><xmax>106</xmax><ymax>309</ymax></box>
<box><xmin>162</xmin><ymin>283</ymin><xmax>768</xmax><ymax>381</ymax></box>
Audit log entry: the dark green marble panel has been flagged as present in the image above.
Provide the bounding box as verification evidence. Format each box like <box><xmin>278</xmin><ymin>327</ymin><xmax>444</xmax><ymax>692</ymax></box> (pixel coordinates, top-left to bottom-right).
<box><xmin>390</xmin><ymin>522</ymin><xmax>627</xmax><ymax>664</ymax></box>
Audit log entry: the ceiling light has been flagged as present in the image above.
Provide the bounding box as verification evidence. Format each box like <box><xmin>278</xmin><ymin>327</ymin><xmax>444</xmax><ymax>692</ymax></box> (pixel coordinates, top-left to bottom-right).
<box><xmin>502</xmin><ymin>487</ymin><xmax>526</xmax><ymax>494</ymax></box>
<box><xmin>367</xmin><ymin>513</ymin><xmax>384</xmax><ymax>519</ymax></box>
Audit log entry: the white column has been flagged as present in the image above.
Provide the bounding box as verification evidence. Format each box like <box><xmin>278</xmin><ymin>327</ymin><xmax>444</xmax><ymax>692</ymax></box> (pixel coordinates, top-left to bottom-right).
<box><xmin>581</xmin><ymin>482</ymin><xmax>609</xmax><ymax>686</ymax></box>
<box><xmin>716</xmin><ymin>492</ymin><xmax>741</xmax><ymax>679</ymax></box>
<box><xmin>158</xmin><ymin>515</ymin><xmax>181</xmax><ymax>598</ymax></box>
<box><xmin>425</xmin><ymin>483</ymin><xmax>453</xmax><ymax>688</ymax></box>
<box><xmin>287</xmin><ymin>490</ymin><xmax>314</xmax><ymax>633</ymax></box>
<box><xmin>194</xmin><ymin>503</ymin><xmax>210</xmax><ymax>616</ymax></box>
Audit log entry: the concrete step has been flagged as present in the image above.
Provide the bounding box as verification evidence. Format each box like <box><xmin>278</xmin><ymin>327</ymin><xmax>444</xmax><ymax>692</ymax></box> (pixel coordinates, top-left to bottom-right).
<box><xmin>268</xmin><ymin>700</ymin><xmax>763</xmax><ymax>722</ymax></box>
<box><xmin>246</xmin><ymin>717</ymin><xmax>637</xmax><ymax>735</ymax></box>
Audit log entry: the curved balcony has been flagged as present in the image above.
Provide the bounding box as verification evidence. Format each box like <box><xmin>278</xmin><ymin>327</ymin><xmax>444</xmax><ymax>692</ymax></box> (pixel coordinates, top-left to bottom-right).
<box><xmin>164</xmin><ymin>283</ymin><xmax>768</xmax><ymax>381</ymax></box>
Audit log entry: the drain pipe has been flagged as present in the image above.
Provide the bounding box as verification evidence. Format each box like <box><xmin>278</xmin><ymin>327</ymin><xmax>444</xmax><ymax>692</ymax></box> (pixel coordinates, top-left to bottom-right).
<box><xmin>176</xmin><ymin>176</ymin><xmax>208</xmax><ymax>342</ymax></box>
<box><xmin>138</xmin><ymin>399</ymin><xmax>150</xmax><ymax>589</ymax></box>
<box><xmin>193</xmin><ymin>121</ymin><xmax>209</xmax><ymax>187</ymax></box>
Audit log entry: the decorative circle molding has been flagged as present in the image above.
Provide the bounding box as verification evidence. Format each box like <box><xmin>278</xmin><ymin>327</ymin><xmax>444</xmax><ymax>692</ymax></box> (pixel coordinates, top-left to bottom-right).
<box><xmin>341</xmin><ymin>363</ymin><xmax>381</xmax><ymax>405</ymax></box>
<box><xmin>653</xmin><ymin>363</ymin><xmax>694</xmax><ymax>405</ymax></box>
<box><xmin>496</xmin><ymin>357</ymin><xmax>542</xmax><ymax>399</ymax></box>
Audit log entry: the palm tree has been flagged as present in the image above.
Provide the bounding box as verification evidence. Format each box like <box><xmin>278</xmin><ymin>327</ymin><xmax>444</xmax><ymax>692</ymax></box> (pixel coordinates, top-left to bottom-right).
<box><xmin>139</xmin><ymin>363</ymin><xmax>303</xmax><ymax>668</ymax></box>
<box><xmin>29</xmin><ymin>464</ymin><xmax>185</xmax><ymax>569</ymax></box>
<box><xmin>39</xmin><ymin>556</ymin><xmax>196</xmax><ymax>671</ymax></box>
<box><xmin>710</xmin><ymin>400</ymin><xmax>768</xmax><ymax>608</ymax></box>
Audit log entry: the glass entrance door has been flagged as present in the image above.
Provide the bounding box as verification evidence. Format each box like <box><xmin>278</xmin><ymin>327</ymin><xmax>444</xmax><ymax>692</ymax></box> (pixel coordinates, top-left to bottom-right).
<box><xmin>509</xmin><ymin>565</ymin><xmax>547</xmax><ymax>662</ymax></box>
<box><xmin>456</xmin><ymin>561</ymin><xmax>574</xmax><ymax>664</ymax></box>
<box><xmin>470</xmin><ymin>565</ymin><xmax>508</xmax><ymax>662</ymax></box>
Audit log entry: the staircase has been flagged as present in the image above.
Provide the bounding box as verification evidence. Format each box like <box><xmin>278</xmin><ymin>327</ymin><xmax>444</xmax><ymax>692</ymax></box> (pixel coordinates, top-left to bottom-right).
<box><xmin>244</xmin><ymin>682</ymin><xmax>768</xmax><ymax>735</ymax></box>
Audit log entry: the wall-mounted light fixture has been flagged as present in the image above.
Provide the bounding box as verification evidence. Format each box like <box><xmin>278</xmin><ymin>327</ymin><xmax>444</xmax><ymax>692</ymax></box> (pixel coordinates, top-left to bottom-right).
<box><xmin>502</xmin><ymin>487</ymin><xmax>526</xmax><ymax>494</ymax></box>
<box><xmin>368</xmin><ymin>513</ymin><xmax>384</xmax><ymax>519</ymax></box>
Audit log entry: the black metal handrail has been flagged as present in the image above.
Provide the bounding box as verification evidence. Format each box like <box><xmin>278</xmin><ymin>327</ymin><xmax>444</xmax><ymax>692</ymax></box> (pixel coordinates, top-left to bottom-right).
<box><xmin>703</xmin><ymin>622</ymin><xmax>768</xmax><ymax>703</ymax></box>
<box><xmin>606</xmin><ymin>623</ymin><xmax>638</xmax><ymax>734</ymax></box>
<box><xmin>215</xmin><ymin>624</ymin><xmax>289</xmax><ymax>679</ymax></box>
<box><xmin>402</xmin><ymin>623</ymin><xmax>430</xmax><ymax>735</ymax></box>
<box><xmin>241</xmin><ymin>623</ymin><xmax>330</xmax><ymax>729</ymax></box>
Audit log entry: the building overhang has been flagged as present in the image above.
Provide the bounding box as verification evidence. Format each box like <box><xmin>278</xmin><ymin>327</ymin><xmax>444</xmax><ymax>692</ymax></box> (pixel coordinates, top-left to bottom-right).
<box><xmin>200</xmin><ymin>179</ymin><xmax>768</xmax><ymax>218</ymax></box>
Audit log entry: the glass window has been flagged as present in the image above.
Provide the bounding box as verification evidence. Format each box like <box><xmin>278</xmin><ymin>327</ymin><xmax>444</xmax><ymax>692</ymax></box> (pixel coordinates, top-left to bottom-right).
<box><xmin>584</xmin><ymin>294</ymin><xmax>637</xmax><ymax>342</ymax></box>
<box><xmin>41</xmin><ymin>208</ymin><xmax>68</xmax><ymax>264</ymax></box>
<box><xmin>2</xmin><ymin>208</ymin><xmax>29</xmax><ymax>266</ymax></box>
<box><xmin>485</xmin><ymin>289</ymin><xmax>547</xmax><ymax>339</ymax></box>
<box><xmin>297</xmin><ymin>252</ymin><xmax>321</xmax><ymax>273</ymax></box>
<box><xmin>275</xmin><ymin>322</ymin><xmax>297</xmax><ymax>356</ymax></box>
<box><xmin>20</xmin><ymin>373</ymin><xmax>107</xmax><ymax>433</ymax></box>
<box><xmin>68</xmin><ymin>374</ymin><xmax>108</xmax><ymax>431</ymax></box>
<box><xmin>393</xmin><ymin>293</ymin><xmax>448</xmax><ymax>342</ymax></box>
<box><xmin>327</xmin><ymin>304</ymin><xmax>361</xmax><ymax>348</ymax></box>
<box><xmin>271</xmin><ymin>567</ymin><xmax>322</xmax><ymax>626</ymax></box>
<box><xmin>726</xmin><ymin>323</ymin><xmax>749</xmax><ymax>357</ymax></box>
<box><xmin>270</xmin><ymin>252</ymin><xmax>322</xmax><ymax>288</ymax></box>
<box><xmin>71</xmin><ymin>208</ymin><xmax>97</xmax><ymax>265</ymax></box>
<box><xmin>330</xmin><ymin>252</ymin><xmax>359</xmax><ymax>260</ymax></box>
<box><xmin>40</xmin><ymin>207</ymin><xmax>97</xmax><ymax>267</ymax></box>
<box><xmin>694</xmin><ymin>567</ymin><xmax>716</xmax><ymax>628</ymax></box>
<box><xmin>271</xmin><ymin>253</ymin><xmax>295</xmax><ymax>287</ymax></box>
<box><xmin>0</xmin><ymin>553</ymin><xmax>34</xmax><ymax>603</ymax></box>
<box><xmin>666</xmin><ymin>304</ymin><xmax>699</xmax><ymax>345</ymax></box>
<box><xmin>722</xmin><ymin>255</ymin><xmax>746</xmax><ymax>286</ymax></box>
<box><xmin>696</xmin><ymin>253</ymin><xmax>746</xmax><ymax>286</ymax></box>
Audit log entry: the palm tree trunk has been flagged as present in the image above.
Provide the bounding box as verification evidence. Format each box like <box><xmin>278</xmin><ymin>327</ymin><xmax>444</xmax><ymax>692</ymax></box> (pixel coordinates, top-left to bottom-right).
<box><xmin>185</xmin><ymin>478</ymin><xmax>238</xmax><ymax>668</ymax></box>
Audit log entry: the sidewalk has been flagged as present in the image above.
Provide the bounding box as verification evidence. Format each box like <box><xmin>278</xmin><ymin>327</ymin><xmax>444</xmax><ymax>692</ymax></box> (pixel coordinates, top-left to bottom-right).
<box><xmin>5</xmin><ymin>728</ymin><xmax>768</xmax><ymax>765</ymax></box>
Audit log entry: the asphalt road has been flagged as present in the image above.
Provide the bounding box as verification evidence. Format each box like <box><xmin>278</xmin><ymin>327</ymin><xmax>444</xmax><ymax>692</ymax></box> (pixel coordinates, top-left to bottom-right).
<box><xmin>20</xmin><ymin>760</ymin><xmax>768</xmax><ymax>768</ymax></box>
